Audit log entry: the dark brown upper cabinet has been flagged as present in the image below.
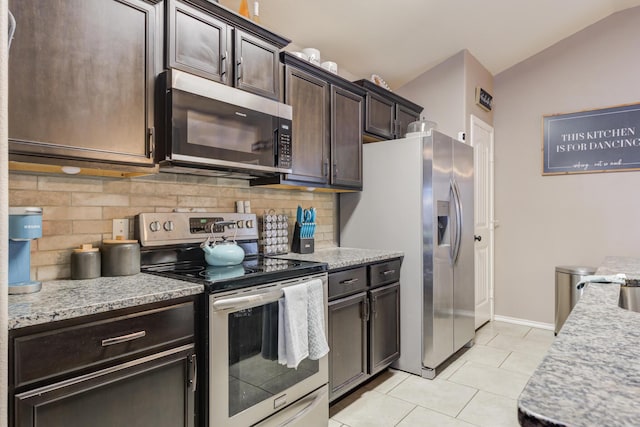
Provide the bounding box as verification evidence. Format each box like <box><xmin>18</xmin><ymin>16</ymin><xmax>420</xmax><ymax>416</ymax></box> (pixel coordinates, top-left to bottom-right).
<box><xmin>353</xmin><ymin>79</ymin><xmax>423</xmax><ymax>141</ymax></box>
<box><xmin>8</xmin><ymin>0</ymin><xmax>162</xmax><ymax>175</ymax></box>
<box><xmin>166</xmin><ymin>0</ymin><xmax>288</xmax><ymax>100</ymax></box>
<box><xmin>251</xmin><ymin>52</ymin><xmax>364</xmax><ymax>192</ymax></box>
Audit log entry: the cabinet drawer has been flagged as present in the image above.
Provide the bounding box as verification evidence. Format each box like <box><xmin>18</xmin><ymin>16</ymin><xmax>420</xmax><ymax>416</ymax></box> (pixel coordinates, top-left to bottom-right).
<box><xmin>369</xmin><ymin>259</ymin><xmax>401</xmax><ymax>288</ymax></box>
<box><xmin>329</xmin><ymin>267</ymin><xmax>367</xmax><ymax>300</ymax></box>
<box><xmin>13</xmin><ymin>301</ymin><xmax>194</xmax><ymax>389</ymax></box>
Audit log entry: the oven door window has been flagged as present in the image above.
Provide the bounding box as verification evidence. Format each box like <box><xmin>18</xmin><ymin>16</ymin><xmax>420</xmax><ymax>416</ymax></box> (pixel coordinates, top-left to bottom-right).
<box><xmin>171</xmin><ymin>90</ymin><xmax>277</xmax><ymax>167</ymax></box>
<box><xmin>228</xmin><ymin>302</ymin><xmax>319</xmax><ymax>417</ymax></box>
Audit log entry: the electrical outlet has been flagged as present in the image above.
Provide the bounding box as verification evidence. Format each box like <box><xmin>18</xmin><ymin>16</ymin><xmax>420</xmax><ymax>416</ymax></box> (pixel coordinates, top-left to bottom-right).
<box><xmin>112</xmin><ymin>218</ymin><xmax>129</xmax><ymax>239</ymax></box>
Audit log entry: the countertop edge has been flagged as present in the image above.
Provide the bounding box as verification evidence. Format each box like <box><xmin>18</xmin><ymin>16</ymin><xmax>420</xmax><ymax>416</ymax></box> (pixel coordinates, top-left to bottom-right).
<box><xmin>517</xmin><ymin>256</ymin><xmax>640</xmax><ymax>427</ymax></box>
<box><xmin>275</xmin><ymin>247</ymin><xmax>404</xmax><ymax>270</ymax></box>
<box><xmin>9</xmin><ymin>274</ymin><xmax>204</xmax><ymax>330</ymax></box>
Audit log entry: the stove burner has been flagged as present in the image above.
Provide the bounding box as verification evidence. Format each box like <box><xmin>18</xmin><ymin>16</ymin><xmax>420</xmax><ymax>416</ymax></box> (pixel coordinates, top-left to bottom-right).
<box><xmin>200</xmin><ymin>265</ymin><xmax>247</xmax><ymax>281</ymax></box>
<box><xmin>173</xmin><ymin>265</ymin><xmax>206</xmax><ymax>274</ymax></box>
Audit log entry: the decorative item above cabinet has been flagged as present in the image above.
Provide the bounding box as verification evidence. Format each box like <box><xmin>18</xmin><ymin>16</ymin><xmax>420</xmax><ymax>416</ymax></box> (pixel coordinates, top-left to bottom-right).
<box><xmin>166</xmin><ymin>0</ymin><xmax>290</xmax><ymax>100</ymax></box>
<box><xmin>8</xmin><ymin>0</ymin><xmax>163</xmax><ymax>178</ymax></box>
<box><xmin>353</xmin><ymin>79</ymin><xmax>423</xmax><ymax>142</ymax></box>
<box><xmin>251</xmin><ymin>52</ymin><xmax>365</xmax><ymax>192</ymax></box>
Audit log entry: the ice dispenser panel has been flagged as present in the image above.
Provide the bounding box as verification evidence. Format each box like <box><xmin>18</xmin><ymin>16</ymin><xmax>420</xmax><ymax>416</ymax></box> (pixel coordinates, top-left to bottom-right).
<box><xmin>437</xmin><ymin>201</ymin><xmax>449</xmax><ymax>245</ymax></box>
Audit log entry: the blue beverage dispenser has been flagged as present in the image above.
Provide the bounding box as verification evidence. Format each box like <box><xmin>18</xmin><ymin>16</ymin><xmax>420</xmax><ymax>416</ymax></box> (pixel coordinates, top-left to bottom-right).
<box><xmin>9</xmin><ymin>207</ymin><xmax>43</xmax><ymax>294</ymax></box>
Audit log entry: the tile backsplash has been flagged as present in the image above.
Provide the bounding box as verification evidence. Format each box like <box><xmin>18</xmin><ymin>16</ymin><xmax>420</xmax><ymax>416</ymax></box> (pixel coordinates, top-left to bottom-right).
<box><xmin>9</xmin><ymin>172</ymin><xmax>338</xmax><ymax>281</ymax></box>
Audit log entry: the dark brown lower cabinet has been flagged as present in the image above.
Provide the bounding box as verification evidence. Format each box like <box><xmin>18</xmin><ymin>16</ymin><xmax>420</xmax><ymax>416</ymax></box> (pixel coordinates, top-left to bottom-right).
<box><xmin>369</xmin><ymin>282</ymin><xmax>401</xmax><ymax>375</ymax></box>
<box><xmin>9</xmin><ymin>298</ymin><xmax>197</xmax><ymax>427</ymax></box>
<box><xmin>328</xmin><ymin>259</ymin><xmax>402</xmax><ymax>402</ymax></box>
<box><xmin>14</xmin><ymin>346</ymin><xmax>196</xmax><ymax>427</ymax></box>
<box><xmin>328</xmin><ymin>291</ymin><xmax>368</xmax><ymax>400</ymax></box>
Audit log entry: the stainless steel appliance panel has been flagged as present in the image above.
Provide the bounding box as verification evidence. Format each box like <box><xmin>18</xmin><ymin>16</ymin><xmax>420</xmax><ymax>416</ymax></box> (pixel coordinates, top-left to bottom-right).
<box><xmin>209</xmin><ymin>274</ymin><xmax>329</xmax><ymax>427</ymax></box>
<box><xmin>424</xmin><ymin>133</ymin><xmax>454</xmax><ymax>369</ymax></box>
<box><xmin>158</xmin><ymin>70</ymin><xmax>293</xmax><ymax>177</ymax></box>
<box><xmin>253</xmin><ymin>385</ymin><xmax>329</xmax><ymax>427</ymax></box>
<box><xmin>453</xmin><ymin>140</ymin><xmax>475</xmax><ymax>350</ymax></box>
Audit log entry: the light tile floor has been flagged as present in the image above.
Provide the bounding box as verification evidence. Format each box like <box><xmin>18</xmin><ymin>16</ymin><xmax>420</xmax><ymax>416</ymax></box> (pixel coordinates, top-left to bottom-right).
<box><xmin>329</xmin><ymin>321</ymin><xmax>555</xmax><ymax>427</ymax></box>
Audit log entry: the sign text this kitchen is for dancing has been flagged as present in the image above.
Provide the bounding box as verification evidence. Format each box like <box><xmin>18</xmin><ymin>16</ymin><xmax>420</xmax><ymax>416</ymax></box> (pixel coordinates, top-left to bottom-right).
<box><xmin>542</xmin><ymin>103</ymin><xmax>640</xmax><ymax>175</ymax></box>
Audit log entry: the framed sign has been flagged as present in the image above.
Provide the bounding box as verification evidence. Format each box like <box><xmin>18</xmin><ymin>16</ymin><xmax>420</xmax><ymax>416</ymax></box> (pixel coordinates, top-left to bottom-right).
<box><xmin>542</xmin><ymin>103</ymin><xmax>640</xmax><ymax>175</ymax></box>
<box><xmin>475</xmin><ymin>87</ymin><xmax>492</xmax><ymax>111</ymax></box>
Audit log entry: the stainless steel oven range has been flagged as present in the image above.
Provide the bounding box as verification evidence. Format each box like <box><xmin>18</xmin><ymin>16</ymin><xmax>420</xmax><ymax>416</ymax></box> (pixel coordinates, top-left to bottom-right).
<box><xmin>136</xmin><ymin>212</ymin><xmax>329</xmax><ymax>427</ymax></box>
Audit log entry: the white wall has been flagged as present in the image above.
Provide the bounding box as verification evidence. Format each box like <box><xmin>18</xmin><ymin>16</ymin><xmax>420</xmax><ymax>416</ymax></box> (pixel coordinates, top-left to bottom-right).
<box><xmin>463</xmin><ymin>50</ymin><xmax>494</xmax><ymax>133</ymax></box>
<box><xmin>396</xmin><ymin>49</ymin><xmax>493</xmax><ymax>139</ymax></box>
<box><xmin>396</xmin><ymin>51</ymin><xmax>465</xmax><ymax>138</ymax></box>
<box><xmin>493</xmin><ymin>6</ymin><xmax>640</xmax><ymax>324</ymax></box>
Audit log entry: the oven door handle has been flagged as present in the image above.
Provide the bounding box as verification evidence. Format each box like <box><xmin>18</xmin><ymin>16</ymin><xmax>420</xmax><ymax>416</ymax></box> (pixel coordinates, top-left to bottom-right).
<box><xmin>280</xmin><ymin>388</ymin><xmax>328</xmax><ymax>427</ymax></box>
<box><xmin>212</xmin><ymin>290</ymin><xmax>283</xmax><ymax>311</ymax></box>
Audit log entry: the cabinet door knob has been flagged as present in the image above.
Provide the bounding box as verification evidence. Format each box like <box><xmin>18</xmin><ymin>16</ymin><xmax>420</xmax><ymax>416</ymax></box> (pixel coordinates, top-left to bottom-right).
<box><xmin>474</xmin><ymin>235</ymin><xmax>482</xmax><ymax>242</ymax></box>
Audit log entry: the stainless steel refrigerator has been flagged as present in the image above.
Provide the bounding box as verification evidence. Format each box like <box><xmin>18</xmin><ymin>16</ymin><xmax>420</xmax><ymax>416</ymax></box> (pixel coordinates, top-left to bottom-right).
<box><xmin>339</xmin><ymin>130</ymin><xmax>474</xmax><ymax>379</ymax></box>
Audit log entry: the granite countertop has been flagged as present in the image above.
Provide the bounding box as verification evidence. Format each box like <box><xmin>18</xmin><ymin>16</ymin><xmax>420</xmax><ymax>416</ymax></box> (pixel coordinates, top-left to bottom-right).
<box><xmin>518</xmin><ymin>256</ymin><xmax>640</xmax><ymax>427</ymax></box>
<box><xmin>275</xmin><ymin>247</ymin><xmax>403</xmax><ymax>270</ymax></box>
<box><xmin>8</xmin><ymin>274</ymin><xmax>204</xmax><ymax>330</ymax></box>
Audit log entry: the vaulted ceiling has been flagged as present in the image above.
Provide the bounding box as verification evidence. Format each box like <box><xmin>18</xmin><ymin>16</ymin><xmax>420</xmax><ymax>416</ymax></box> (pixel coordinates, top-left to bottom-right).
<box><xmin>222</xmin><ymin>0</ymin><xmax>640</xmax><ymax>89</ymax></box>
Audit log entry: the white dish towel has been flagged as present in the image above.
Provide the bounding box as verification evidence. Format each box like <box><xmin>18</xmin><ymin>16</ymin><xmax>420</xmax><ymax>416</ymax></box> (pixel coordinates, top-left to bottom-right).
<box><xmin>278</xmin><ymin>279</ymin><xmax>330</xmax><ymax>369</ymax></box>
<box><xmin>278</xmin><ymin>282</ymin><xmax>309</xmax><ymax>368</ymax></box>
<box><xmin>307</xmin><ymin>278</ymin><xmax>330</xmax><ymax>360</ymax></box>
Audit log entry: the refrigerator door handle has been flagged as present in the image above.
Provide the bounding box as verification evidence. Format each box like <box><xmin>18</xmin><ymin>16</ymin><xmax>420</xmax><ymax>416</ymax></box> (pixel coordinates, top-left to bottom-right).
<box><xmin>448</xmin><ymin>180</ymin><xmax>457</xmax><ymax>264</ymax></box>
<box><xmin>451</xmin><ymin>179</ymin><xmax>463</xmax><ymax>265</ymax></box>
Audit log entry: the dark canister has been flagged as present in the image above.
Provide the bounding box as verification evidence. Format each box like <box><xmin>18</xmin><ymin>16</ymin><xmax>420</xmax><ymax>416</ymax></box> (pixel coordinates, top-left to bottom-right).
<box><xmin>70</xmin><ymin>244</ymin><xmax>101</xmax><ymax>279</ymax></box>
<box><xmin>101</xmin><ymin>238</ymin><xmax>140</xmax><ymax>276</ymax></box>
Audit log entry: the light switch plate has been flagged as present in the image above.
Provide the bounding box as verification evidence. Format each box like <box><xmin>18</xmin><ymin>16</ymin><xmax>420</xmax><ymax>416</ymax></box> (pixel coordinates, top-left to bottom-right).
<box><xmin>112</xmin><ymin>218</ymin><xmax>129</xmax><ymax>239</ymax></box>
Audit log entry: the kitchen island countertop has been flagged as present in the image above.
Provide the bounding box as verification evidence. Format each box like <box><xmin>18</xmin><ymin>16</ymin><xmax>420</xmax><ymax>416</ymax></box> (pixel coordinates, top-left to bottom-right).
<box><xmin>8</xmin><ymin>274</ymin><xmax>204</xmax><ymax>330</ymax></box>
<box><xmin>518</xmin><ymin>256</ymin><xmax>640</xmax><ymax>426</ymax></box>
<box><xmin>275</xmin><ymin>247</ymin><xmax>403</xmax><ymax>270</ymax></box>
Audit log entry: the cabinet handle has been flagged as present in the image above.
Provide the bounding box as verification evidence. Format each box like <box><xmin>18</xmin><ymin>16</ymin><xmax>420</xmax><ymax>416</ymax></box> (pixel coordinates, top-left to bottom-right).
<box><xmin>363</xmin><ymin>298</ymin><xmax>370</xmax><ymax>322</ymax></box>
<box><xmin>101</xmin><ymin>330</ymin><xmax>146</xmax><ymax>347</ymax></box>
<box><xmin>237</xmin><ymin>56</ymin><xmax>243</xmax><ymax>82</ymax></box>
<box><xmin>333</xmin><ymin>162</ymin><xmax>338</xmax><ymax>179</ymax></box>
<box><xmin>221</xmin><ymin>50</ymin><xmax>228</xmax><ymax>82</ymax></box>
<box><xmin>147</xmin><ymin>127</ymin><xmax>155</xmax><ymax>158</ymax></box>
<box><xmin>340</xmin><ymin>278</ymin><xmax>359</xmax><ymax>285</ymax></box>
<box><xmin>188</xmin><ymin>354</ymin><xmax>197</xmax><ymax>392</ymax></box>
<box><xmin>372</xmin><ymin>296</ymin><xmax>377</xmax><ymax>318</ymax></box>
<box><xmin>382</xmin><ymin>269</ymin><xmax>396</xmax><ymax>276</ymax></box>
<box><xmin>323</xmin><ymin>158</ymin><xmax>329</xmax><ymax>178</ymax></box>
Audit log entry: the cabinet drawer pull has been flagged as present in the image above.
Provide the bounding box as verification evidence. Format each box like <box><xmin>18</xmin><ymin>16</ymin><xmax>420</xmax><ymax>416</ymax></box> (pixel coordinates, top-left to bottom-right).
<box><xmin>382</xmin><ymin>269</ymin><xmax>396</xmax><ymax>276</ymax></box>
<box><xmin>101</xmin><ymin>330</ymin><xmax>146</xmax><ymax>347</ymax></box>
<box><xmin>340</xmin><ymin>278</ymin><xmax>359</xmax><ymax>285</ymax></box>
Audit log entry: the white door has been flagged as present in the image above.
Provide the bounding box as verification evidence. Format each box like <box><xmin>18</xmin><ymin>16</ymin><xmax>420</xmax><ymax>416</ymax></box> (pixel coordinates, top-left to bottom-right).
<box><xmin>470</xmin><ymin>115</ymin><xmax>494</xmax><ymax>329</ymax></box>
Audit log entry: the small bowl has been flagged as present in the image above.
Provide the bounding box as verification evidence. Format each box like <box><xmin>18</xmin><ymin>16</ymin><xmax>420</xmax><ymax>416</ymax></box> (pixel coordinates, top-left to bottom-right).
<box><xmin>301</xmin><ymin>48</ymin><xmax>321</xmax><ymax>65</ymax></box>
<box><xmin>290</xmin><ymin>51</ymin><xmax>309</xmax><ymax>61</ymax></box>
<box><xmin>321</xmin><ymin>61</ymin><xmax>338</xmax><ymax>74</ymax></box>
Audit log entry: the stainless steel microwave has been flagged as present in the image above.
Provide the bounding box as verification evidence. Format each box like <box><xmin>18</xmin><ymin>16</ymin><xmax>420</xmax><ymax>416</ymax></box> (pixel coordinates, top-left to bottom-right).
<box><xmin>156</xmin><ymin>70</ymin><xmax>292</xmax><ymax>178</ymax></box>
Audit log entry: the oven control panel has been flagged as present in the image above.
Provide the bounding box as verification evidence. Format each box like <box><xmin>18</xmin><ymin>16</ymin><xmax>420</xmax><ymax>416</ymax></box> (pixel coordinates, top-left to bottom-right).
<box><xmin>136</xmin><ymin>212</ymin><xmax>258</xmax><ymax>247</ymax></box>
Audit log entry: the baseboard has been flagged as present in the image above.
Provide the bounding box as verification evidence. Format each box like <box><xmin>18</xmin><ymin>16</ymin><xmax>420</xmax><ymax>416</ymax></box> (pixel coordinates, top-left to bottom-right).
<box><xmin>492</xmin><ymin>314</ymin><xmax>554</xmax><ymax>331</ymax></box>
